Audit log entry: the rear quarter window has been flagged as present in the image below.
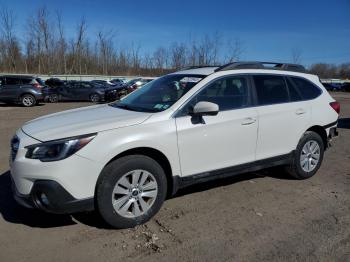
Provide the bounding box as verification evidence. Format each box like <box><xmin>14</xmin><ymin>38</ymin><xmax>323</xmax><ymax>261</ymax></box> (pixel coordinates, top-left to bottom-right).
<box><xmin>289</xmin><ymin>77</ymin><xmax>322</xmax><ymax>100</ymax></box>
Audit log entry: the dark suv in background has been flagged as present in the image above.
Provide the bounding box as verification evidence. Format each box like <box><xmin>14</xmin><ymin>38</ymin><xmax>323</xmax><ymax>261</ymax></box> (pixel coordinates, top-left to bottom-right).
<box><xmin>45</xmin><ymin>80</ymin><xmax>108</xmax><ymax>102</ymax></box>
<box><xmin>0</xmin><ymin>75</ymin><xmax>45</xmax><ymax>106</ymax></box>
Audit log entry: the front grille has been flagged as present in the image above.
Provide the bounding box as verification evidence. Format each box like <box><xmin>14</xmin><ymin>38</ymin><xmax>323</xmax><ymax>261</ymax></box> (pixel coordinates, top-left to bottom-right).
<box><xmin>10</xmin><ymin>135</ymin><xmax>20</xmax><ymax>161</ymax></box>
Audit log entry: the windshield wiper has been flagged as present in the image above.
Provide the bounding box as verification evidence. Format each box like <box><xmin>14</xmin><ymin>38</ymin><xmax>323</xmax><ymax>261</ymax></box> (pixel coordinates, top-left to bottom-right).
<box><xmin>112</xmin><ymin>104</ymin><xmax>137</xmax><ymax>111</ymax></box>
<box><xmin>111</xmin><ymin>103</ymin><xmax>161</xmax><ymax>113</ymax></box>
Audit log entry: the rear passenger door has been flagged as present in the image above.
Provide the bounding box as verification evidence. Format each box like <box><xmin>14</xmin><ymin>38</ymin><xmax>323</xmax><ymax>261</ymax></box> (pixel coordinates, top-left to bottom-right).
<box><xmin>79</xmin><ymin>82</ymin><xmax>94</xmax><ymax>100</ymax></box>
<box><xmin>252</xmin><ymin>74</ymin><xmax>311</xmax><ymax>160</ymax></box>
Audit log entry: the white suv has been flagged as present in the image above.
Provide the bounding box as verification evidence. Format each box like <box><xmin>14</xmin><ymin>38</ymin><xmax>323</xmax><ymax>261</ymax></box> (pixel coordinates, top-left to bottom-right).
<box><xmin>10</xmin><ymin>62</ymin><xmax>339</xmax><ymax>228</ymax></box>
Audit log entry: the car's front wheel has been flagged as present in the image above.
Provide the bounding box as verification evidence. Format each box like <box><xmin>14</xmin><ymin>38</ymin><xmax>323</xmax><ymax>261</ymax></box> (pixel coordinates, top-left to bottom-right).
<box><xmin>96</xmin><ymin>155</ymin><xmax>167</xmax><ymax>229</ymax></box>
<box><xmin>48</xmin><ymin>94</ymin><xmax>59</xmax><ymax>103</ymax></box>
<box><xmin>285</xmin><ymin>131</ymin><xmax>324</xmax><ymax>179</ymax></box>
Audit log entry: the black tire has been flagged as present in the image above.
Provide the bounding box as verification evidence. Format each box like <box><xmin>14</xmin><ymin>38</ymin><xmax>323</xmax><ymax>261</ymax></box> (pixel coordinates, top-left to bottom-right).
<box><xmin>90</xmin><ymin>93</ymin><xmax>100</xmax><ymax>103</ymax></box>
<box><xmin>285</xmin><ymin>131</ymin><xmax>324</xmax><ymax>179</ymax></box>
<box><xmin>96</xmin><ymin>155</ymin><xmax>167</xmax><ymax>229</ymax></box>
<box><xmin>48</xmin><ymin>94</ymin><xmax>59</xmax><ymax>103</ymax></box>
<box><xmin>21</xmin><ymin>94</ymin><xmax>36</xmax><ymax>107</ymax></box>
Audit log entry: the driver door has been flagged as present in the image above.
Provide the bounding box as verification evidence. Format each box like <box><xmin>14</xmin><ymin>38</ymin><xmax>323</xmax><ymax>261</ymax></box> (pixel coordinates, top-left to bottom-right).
<box><xmin>175</xmin><ymin>75</ymin><xmax>258</xmax><ymax>177</ymax></box>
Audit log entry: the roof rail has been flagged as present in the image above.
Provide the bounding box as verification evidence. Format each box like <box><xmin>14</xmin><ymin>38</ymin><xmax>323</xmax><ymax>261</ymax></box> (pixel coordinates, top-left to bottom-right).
<box><xmin>214</xmin><ymin>61</ymin><xmax>306</xmax><ymax>73</ymax></box>
<box><xmin>181</xmin><ymin>65</ymin><xmax>220</xmax><ymax>70</ymax></box>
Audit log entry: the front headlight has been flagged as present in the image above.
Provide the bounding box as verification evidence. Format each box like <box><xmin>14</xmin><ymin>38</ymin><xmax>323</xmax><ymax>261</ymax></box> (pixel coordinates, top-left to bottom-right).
<box><xmin>25</xmin><ymin>133</ymin><xmax>96</xmax><ymax>162</ymax></box>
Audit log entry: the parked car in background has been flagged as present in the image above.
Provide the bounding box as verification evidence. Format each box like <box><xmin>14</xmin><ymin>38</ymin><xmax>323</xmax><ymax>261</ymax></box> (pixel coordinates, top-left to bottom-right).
<box><xmin>45</xmin><ymin>81</ymin><xmax>107</xmax><ymax>103</ymax></box>
<box><xmin>126</xmin><ymin>77</ymin><xmax>155</xmax><ymax>93</ymax></box>
<box><xmin>322</xmin><ymin>82</ymin><xmax>344</xmax><ymax>91</ymax></box>
<box><xmin>45</xmin><ymin>78</ymin><xmax>67</xmax><ymax>88</ymax></box>
<box><xmin>110</xmin><ymin>78</ymin><xmax>127</xmax><ymax>86</ymax></box>
<box><xmin>104</xmin><ymin>85</ymin><xmax>129</xmax><ymax>101</ymax></box>
<box><xmin>0</xmin><ymin>75</ymin><xmax>45</xmax><ymax>106</ymax></box>
<box><xmin>91</xmin><ymin>80</ymin><xmax>115</xmax><ymax>87</ymax></box>
<box><xmin>104</xmin><ymin>77</ymin><xmax>156</xmax><ymax>102</ymax></box>
<box><xmin>341</xmin><ymin>83</ymin><xmax>350</xmax><ymax>92</ymax></box>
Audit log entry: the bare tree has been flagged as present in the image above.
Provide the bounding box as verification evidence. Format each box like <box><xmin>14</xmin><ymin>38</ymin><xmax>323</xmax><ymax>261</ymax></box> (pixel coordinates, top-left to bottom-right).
<box><xmin>68</xmin><ymin>18</ymin><xmax>87</xmax><ymax>74</ymax></box>
<box><xmin>291</xmin><ymin>47</ymin><xmax>302</xmax><ymax>64</ymax></box>
<box><xmin>55</xmin><ymin>11</ymin><xmax>67</xmax><ymax>74</ymax></box>
<box><xmin>0</xmin><ymin>6</ymin><xmax>21</xmax><ymax>72</ymax></box>
<box><xmin>170</xmin><ymin>42</ymin><xmax>187</xmax><ymax>69</ymax></box>
<box><xmin>97</xmin><ymin>29</ymin><xmax>116</xmax><ymax>74</ymax></box>
<box><xmin>153</xmin><ymin>47</ymin><xmax>168</xmax><ymax>72</ymax></box>
<box><xmin>225</xmin><ymin>38</ymin><xmax>244</xmax><ymax>63</ymax></box>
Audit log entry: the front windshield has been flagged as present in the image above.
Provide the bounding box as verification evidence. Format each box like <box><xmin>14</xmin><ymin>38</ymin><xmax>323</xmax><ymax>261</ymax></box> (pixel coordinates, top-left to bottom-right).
<box><xmin>110</xmin><ymin>74</ymin><xmax>205</xmax><ymax>112</ymax></box>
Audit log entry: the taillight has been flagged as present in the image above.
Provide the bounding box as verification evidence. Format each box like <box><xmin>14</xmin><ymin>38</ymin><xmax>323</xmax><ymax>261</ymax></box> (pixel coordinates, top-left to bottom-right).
<box><xmin>330</xmin><ymin>101</ymin><xmax>340</xmax><ymax>114</ymax></box>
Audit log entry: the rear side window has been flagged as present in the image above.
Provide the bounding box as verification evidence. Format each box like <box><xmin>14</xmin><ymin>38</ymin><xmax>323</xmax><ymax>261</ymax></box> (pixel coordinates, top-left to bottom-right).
<box><xmin>22</xmin><ymin>78</ymin><xmax>33</xmax><ymax>84</ymax></box>
<box><xmin>253</xmin><ymin>75</ymin><xmax>289</xmax><ymax>105</ymax></box>
<box><xmin>81</xmin><ymin>82</ymin><xmax>92</xmax><ymax>88</ymax></box>
<box><xmin>289</xmin><ymin>77</ymin><xmax>321</xmax><ymax>100</ymax></box>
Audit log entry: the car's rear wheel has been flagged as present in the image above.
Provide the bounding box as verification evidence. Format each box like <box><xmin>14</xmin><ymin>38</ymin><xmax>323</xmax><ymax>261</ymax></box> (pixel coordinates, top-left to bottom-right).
<box><xmin>96</xmin><ymin>155</ymin><xmax>167</xmax><ymax>229</ymax></box>
<box><xmin>90</xmin><ymin>93</ymin><xmax>100</xmax><ymax>103</ymax></box>
<box><xmin>21</xmin><ymin>94</ymin><xmax>36</xmax><ymax>107</ymax></box>
<box><xmin>285</xmin><ymin>131</ymin><xmax>324</xmax><ymax>179</ymax></box>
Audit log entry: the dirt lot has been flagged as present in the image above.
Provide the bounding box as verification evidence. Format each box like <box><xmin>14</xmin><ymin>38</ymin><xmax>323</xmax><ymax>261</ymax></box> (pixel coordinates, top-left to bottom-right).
<box><xmin>0</xmin><ymin>95</ymin><xmax>349</xmax><ymax>262</ymax></box>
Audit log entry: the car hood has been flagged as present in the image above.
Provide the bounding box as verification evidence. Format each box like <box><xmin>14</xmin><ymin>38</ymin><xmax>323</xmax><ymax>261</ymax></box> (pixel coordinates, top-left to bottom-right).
<box><xmin>22</xmin><ymin>104</ymin><xmax>152</xmax><ymax>141</ymax></box>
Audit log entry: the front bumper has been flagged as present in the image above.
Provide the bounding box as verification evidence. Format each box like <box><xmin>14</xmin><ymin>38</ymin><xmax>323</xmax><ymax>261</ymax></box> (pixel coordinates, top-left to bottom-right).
<box><xmin>12</xmin><ymin>177</ymin><xmax>94</xmax><ymax>214</ymax></box>
<box><xmin>10</xmin><ymin>128</ymin><xmax>104</xmax><ymax>208</ymax></box>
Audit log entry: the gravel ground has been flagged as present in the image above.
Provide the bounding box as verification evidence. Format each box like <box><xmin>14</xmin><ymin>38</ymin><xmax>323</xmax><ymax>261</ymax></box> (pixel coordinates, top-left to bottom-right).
<box><xmin>0</xmin><ymin>94</ymin><xmax>349</xmax><ymax>262</ymax></box>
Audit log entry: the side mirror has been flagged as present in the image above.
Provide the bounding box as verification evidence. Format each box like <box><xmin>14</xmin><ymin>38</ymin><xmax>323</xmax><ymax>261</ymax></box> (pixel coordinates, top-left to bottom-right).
<box><xmin>190</xmin><ymin>101</ymin><xmax>219</xmax><ymax>116</ymax></box>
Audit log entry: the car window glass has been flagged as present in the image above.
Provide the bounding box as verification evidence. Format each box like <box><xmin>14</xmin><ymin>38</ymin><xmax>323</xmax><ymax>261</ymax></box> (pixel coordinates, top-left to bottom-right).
<box><xmin>5</xmin><ymin>77</ymin><xmax>21</xmax><ymax>85</ymax></box>
<box><xmin>81</xmin><ymin>83</ymin><xmax>91</xmax><ymax>88</ymax></box>
<box><xmin>69</xmin><ymin>83</ymin><xmax>79</xmax><ymax>89</ymax></box>
<box><xmin>186</xmin><ymin>76</ymin><xmax>250</xmax><ymax>112</ymax></box>
<box><xmin>253</xmin><ymin>75</ymin><xmax>289</xmax><ymax>105</ymax></box>
<box><xmin>286</xmin><ymin>77</ymin><xmax>303</xmax><ymax>102</ymax></box>
<box><xmin>21</xmin><ymin>78</ymin><xmax>32</xmax><ymax>84</ymax></box>
<box><xmin>290</xmin><ymin>77</ymin><xmax>321</xmax><ymax>100</ymax></box>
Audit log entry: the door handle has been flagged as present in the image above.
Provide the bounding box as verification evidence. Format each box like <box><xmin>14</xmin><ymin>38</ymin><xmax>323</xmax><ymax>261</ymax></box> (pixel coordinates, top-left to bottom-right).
<box><xmin>241</xmin><ymin>117</ymin><xmax>256</xmax><ymax>125</ymax></box>
<box><xmin>295</xmin><ymin>108</ymin><xmax>306</xmax><ymax>115</ymax></box>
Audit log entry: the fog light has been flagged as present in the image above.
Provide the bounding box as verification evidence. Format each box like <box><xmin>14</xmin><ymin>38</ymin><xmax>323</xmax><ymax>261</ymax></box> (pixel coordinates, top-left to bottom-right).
<box><xmin>40</xmin><ymin>193</ymin><xmax>50</xmax><ymax>206</ymax></box>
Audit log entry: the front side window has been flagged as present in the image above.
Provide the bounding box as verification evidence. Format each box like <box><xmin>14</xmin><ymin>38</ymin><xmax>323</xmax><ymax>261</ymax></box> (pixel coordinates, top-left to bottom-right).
<box><xmin>5</xmin><ymin>77</ymin><xmax>21</xmax><ymax>85</ymax></box>
<box><xmin>183</xmin><ymin>76</ymin><xmax>250</xmax><ymax>113</ymax></box>
<box><xmin>253</xmin><ymin>75</ymin><xmax>289</xmax><ymax>105</ymax></box>
<box><xmin>110</xmin><ymin>74</ymin><xmax>205</xmax><ymax>112</ymax></box>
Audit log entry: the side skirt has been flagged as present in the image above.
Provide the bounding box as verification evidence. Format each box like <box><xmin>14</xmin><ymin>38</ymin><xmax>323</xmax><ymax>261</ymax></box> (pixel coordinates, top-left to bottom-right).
<box><xmin>172</xmin><ymin>152</ymin><xmax>294</xmax><ymax>194</ymax></box>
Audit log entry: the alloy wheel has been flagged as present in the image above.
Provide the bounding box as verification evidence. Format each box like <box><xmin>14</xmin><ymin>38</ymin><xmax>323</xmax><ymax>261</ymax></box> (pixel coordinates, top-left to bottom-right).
<box><xmin>300</xmin><ymin>140</ymin><xmax>320</xmax><ymax>172</ymax></box>
<box><xmin>22</xmin><ymin>95</ymin><xmax>35</xmax><ymax>106</ymax></box>
<box><xmin>111</xmin><ymin>170</ymin><xmax>158</xmax><ymax>218</ymax></box>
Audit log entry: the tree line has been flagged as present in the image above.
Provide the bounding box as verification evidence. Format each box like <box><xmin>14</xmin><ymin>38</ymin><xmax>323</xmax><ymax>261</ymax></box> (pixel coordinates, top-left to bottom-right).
<box><xmin>0</xmin><ymin>6</ymin><xmax>349</xmax><ymax>78</ymax></box>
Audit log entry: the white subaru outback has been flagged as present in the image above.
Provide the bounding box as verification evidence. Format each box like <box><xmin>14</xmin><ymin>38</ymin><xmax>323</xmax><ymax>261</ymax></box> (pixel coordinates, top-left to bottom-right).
<box><xmin>10</xmin><ymin>62</ymin><xmax>339</xmax><ymax>228</ymax></box>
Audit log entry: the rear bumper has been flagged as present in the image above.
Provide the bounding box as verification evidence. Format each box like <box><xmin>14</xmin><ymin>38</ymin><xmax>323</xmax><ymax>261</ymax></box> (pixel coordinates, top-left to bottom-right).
<box><xmin>328</xmin><ymin>127</ymin><xmax>338</xmax><ymax>139</ymax></box>
<box><xmin>327</xmin><ymin>126</ymin><xmax>338</xmax><ymax>147</ymax></box>
<box><xmin>12</xmin><ymin>177</ymin><xmax>94</xmax><ymax>214</ymax></box>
